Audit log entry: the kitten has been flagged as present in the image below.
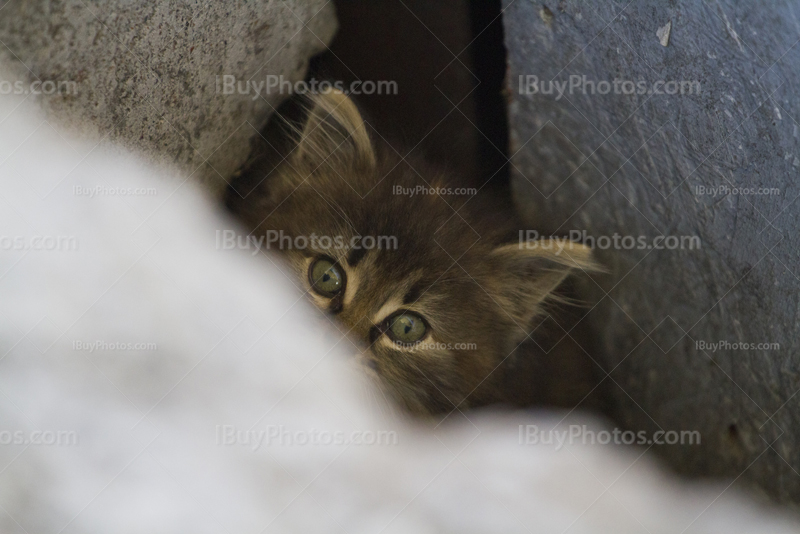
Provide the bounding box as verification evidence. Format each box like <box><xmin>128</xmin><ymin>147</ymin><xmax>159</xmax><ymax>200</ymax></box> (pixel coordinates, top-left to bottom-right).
<box><xmin>226</xmin><ymin>90</ymin><xmax>600</xmax><ymax>415</ymax></box>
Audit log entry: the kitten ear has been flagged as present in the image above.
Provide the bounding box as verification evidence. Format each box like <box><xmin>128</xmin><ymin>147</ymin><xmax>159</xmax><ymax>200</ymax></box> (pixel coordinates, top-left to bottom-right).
<box><xmin>488</xmin><ymin>239</ymin><xmax>600</xmax><ymax>332</ymax></box>
<box><xmin>292</xmin><ymin>89</ymin><xmax>376</xmax><ymax>170</ymax></box>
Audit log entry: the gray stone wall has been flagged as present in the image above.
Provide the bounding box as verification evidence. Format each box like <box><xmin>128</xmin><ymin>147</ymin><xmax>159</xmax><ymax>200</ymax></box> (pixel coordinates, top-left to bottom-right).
<box><xmin>503</xmin><ymin>0</ymin><xmax>800</xmax><ymax>504</ymax></box>
<box><xmin>0</xmin><ymin>0</ymin><xmax>337</xmax><ymax>196</ymax></box>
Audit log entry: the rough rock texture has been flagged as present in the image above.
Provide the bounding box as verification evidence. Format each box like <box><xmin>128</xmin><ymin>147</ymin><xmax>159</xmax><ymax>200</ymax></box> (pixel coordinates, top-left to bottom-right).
<box><xmin>0</xmin><ymin>0</ymin><xmax>337</xmax><ymax>197</ymax></box>
<box><xmin>503</xmin><ymin>0</ymin><xmax>800</xmax><ymax>504</ymax></box>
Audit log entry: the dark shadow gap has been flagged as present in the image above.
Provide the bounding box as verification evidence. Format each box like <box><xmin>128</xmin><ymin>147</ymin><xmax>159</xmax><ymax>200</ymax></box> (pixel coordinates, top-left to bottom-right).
<box><xmin>305</xmin><ymin>0</ymin><xmax>510</xmax><ymax>194</ymax></box>
<box><xmin>468</xmin><ymin>0</ymin><xmax>510</xmax><ymax>194</ymax></box>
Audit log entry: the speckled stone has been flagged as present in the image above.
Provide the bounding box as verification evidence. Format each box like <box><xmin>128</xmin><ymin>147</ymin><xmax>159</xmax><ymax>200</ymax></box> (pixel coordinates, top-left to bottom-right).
<box><xmin>503</xmin><ymin>0</ymin><xmax>800</xmax><ymax>505</ymax></box>
<box><xmin>0</xmin><ymin>0</ymin><xmax>337</xmax><ymax>196</ymax></box>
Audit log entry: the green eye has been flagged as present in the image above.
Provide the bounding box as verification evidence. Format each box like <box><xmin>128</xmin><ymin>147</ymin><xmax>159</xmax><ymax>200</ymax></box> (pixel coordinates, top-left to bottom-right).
<box><xmin>387</xmin><ymin>311</ymin><xmax>428</xmax><ymax>345</ymax></box>
<box><xmin>309</xmin><ymin>257</ymin><xmax>345</xmax><ymax>297</ymax></box>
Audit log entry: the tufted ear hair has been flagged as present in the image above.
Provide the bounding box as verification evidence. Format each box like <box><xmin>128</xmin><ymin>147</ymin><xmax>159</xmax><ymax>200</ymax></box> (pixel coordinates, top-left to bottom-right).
<box><xmin>488</xmin><ymin>239</ymin><xmax>601</xmax><ymax>336</ymax></box>
<box><xmin>292</xmin><ymin>89</ymin><xmax>376</xmax><ymax>170</ymax></box>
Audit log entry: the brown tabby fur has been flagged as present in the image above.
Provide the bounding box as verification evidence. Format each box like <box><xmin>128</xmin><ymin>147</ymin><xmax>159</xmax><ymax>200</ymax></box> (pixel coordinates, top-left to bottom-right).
<box><xmin>227</xmin><ymin>91</ymin><xmax>601</xmax><ymax>415</ymax></box>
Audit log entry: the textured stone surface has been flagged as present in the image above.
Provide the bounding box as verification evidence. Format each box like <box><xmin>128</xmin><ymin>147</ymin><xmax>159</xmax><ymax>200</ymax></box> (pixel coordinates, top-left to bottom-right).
<box><xmin>0</xmin><ymin>0</ymin><xmax>337</xmax><ymax>196</ymax></box>
<box><xmin>503</xmin><ymin>0</ymin><xmax>800</xmax><ymax>504</ymax></box>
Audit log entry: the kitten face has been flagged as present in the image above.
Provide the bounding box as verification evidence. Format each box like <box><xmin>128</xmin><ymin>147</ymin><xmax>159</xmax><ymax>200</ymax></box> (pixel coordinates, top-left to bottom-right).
<box><xmin>228</xmin><ymin>91</ymin><xmax>597</xmax><ymax>415</ymax></box>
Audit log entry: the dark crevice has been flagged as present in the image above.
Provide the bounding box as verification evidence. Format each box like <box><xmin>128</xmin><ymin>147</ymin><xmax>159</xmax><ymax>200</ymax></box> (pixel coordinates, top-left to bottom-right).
<box><xmin>234</xmin><ymin>1</ymin><xmax>511</xmax><ymax>198</ymax></box>
<box><xmin>306</xmin><ymin>0</ymin><xmax>510</xmax><ymax>193</ymax></box>
<box><xmin>468</xmin><ymin>0</ymin><xmax>510</xmax><ymax>193</ymax></box>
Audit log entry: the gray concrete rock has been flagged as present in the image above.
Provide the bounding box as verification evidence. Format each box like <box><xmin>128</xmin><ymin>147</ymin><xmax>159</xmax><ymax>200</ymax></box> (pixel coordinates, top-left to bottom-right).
<box><xmin>503</xmin><ymin>0</ymin><xmax>800</xmax><ymax>504</ymax></box>
<box><xmin>0</xmin><ymin>0</ymin><xmax>337</xmax><ymax>196</ymax></box>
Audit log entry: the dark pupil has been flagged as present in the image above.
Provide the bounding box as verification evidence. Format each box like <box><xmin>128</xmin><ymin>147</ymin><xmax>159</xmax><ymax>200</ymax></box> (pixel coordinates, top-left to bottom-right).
<box><xmin>312</xmin><ymin>259</ymin><xmax>342</xmax><ymax>295</ymax></box>
<box><xmin>395</xmin><ymin>316</ymin><xmax>415</xmax><ymax>334</ymax></box>
<box><xmin>390</xmin><ymin>313</ymin><xmax>425</xmax><ymax>343</ymax></box>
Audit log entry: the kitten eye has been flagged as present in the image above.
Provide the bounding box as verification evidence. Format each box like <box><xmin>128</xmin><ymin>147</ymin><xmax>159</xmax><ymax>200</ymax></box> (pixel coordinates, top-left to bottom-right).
<box><xmin>308</xmin><ymin>257</ymin><xmax>345</xmax><ymax>297</ymax></box>
<box><xmin>386</xmin><ymin>311</ymin><xmax>428</xmax><ymax>345</ymax></box>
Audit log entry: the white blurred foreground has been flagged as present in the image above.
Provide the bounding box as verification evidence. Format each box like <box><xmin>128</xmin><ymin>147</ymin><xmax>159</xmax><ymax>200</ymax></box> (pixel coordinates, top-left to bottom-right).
<box><xmin>0</xmin><ymin>93</ymin><xmax>797</xmax><ymax>533</ymax></box>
